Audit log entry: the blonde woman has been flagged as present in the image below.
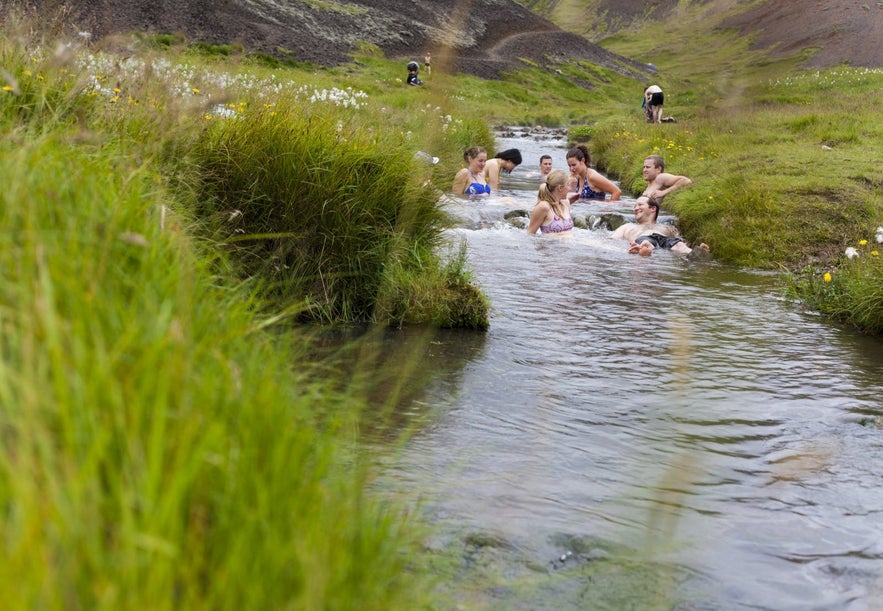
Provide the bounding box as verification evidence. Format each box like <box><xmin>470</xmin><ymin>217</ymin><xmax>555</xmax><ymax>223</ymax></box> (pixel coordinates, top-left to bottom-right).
<box><xmin>527</xmin><ymin>169</ymin><xmax>574</xmax><ymax>235</ymax></box>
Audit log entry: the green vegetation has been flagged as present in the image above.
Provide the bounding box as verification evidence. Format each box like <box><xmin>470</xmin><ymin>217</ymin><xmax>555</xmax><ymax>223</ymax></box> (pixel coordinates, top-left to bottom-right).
<box><xmin>1</xmin><ymin>0</ymin><xmax>881</xmax><ymax>605</ymax></box>
<box><xmin>587</xmin><ymin>0</ymin><xmax>882</xmax><ymax>332</ymax></box>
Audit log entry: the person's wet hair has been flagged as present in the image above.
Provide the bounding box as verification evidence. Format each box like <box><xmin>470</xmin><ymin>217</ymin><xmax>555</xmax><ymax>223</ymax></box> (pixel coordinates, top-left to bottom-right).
<box><xmin>565</xmin><ymin>144</ymin><xmax>591</xmax><ymax>166</ymax></box>
<box><xmin>496</xmin><ymin>148</ymin><xmax>522</xmax><ymax>167</ymax></box>
<box><xmin>463</xmin><ymin>146</ymin><xmax>486</xmax><ymax>163</ymax></box>
<box><xmin>645</xmin><ymin>154</ymin><xmax>665</xmax><ymax>171</ymax></box>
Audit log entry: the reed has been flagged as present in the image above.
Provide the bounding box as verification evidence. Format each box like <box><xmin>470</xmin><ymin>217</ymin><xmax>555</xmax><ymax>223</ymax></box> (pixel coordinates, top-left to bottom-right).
<box><xmin>0</xmin><ymin>13</ymin><xmax>445</xmax><ymax>608</ymax></box>
<box><xmin>189</xmin><ymin>100</ymin><xmax>488</xmax><ymax>327</ymax></box>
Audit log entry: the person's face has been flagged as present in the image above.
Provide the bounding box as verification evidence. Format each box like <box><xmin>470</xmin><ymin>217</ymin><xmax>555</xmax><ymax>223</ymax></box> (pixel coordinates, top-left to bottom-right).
<box><xmin>503</xmin><ymin>159</ymin><xmax>517</xmax><ymax>172</ymax></box>
<box><xmin>470</xmin><ymin>152</ymin><xmax>487</xmax><ymax>171</ymax></box>
<box><xmin>540</xmin><ymin>158</ymin><xmax>553</xmax><ymax>174</ymax></box>
<box><xmin>633</xmin><ymin>197</ymin><xmax>653</xmax><ymax>223</ymax></box>
<box><xmin>642</xmin><ymin>159</ymin><xmax>661</xmax><ymax>181</ymax></box>
<box><xmin>566</xmin><ymin>157</ymin><xmax>584</xmax><ymax>175</ymax></box>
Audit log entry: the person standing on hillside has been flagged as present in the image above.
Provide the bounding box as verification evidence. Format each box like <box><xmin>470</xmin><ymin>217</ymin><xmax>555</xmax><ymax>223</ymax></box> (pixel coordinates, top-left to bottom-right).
<box><xmin>641</xmin><ymin>155</ymin><xmax>691</xmax><ymax>202</ymax></box>
<box><xmin>424</xmin><ymin>52</ymin><xmax>431</xmax><ymax>76</ymax></box>
<box><xmin>644</xmin><ymin>84</ymin><xmax>664</xmax><ymax>123</ymax></box>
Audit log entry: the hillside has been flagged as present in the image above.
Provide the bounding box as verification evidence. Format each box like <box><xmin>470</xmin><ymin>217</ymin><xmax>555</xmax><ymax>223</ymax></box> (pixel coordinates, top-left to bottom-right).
<box><xmin>527</xmin><ymin>0</ymin><xmax>883</xmax><ymax>68</ymax></box>
<box><xmin>22</xmin><ymin>0</ymin><xmax>649</xmax><ymax>82</ymax></box>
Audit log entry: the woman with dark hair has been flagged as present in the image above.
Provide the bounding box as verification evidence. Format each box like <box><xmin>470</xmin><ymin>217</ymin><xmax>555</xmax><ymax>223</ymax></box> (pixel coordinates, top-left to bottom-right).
<box><xmin>484</xmin><ymin>148</ymin><xmax>522</xmax><ymax>191</ymax></box>
<box><xmin>565</xmin><ymin>144</ymin><xmax>621</xmax><ymax>202</ymax></box>
<box><xmin>527</xmin><ymin>169</ymin><xmax>574</xmax><ymax>235</ymax></box>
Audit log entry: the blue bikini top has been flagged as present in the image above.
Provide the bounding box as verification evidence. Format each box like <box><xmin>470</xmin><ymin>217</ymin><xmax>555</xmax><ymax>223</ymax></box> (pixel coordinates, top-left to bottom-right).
<box><xmin>465</xmin><ymin>172</ymin><xmax>491</xmax><ymax>196</ymax></box>
<box><xmin>466</xmin><ymin>182</ymin><xmax>491</xmax><ymax>195</ymax></box>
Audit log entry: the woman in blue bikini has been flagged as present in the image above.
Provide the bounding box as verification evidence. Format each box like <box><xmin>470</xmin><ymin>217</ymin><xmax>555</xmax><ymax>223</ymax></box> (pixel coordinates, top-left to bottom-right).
<box><xmin>565</xmin><ymin>144</ymin><xmax>621</xmax><ymax>203</ymax></box>
<box><xmin>452</xmin><ymin>146</ymin><xmax>492</xmax><ymax>198</ymax></box>
<box><xmin>527</xmin><ymin>170</ymin><xmax>574</xmax><ymax>235</ymax></box>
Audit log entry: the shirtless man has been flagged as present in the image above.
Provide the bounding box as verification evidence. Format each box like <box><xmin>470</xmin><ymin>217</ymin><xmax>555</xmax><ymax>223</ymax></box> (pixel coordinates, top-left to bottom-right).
<box><xmin>539</xmin><ymin>154</ymin><xmax>553</xmax><ymax>179</ymax></box>
<box><xmin>641</xmin><ymin>155</ymin><xmax>691</xmax><ymax>202</ymax></box>
<box><xmin>611</xmin><ymin>195</ymin><xmax>709</xmax><ymax>257</ymax></box>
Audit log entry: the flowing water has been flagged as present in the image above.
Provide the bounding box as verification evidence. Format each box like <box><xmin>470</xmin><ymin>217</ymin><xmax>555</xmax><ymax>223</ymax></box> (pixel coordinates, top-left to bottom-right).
<box><xmin>373</xmin><ymin>133</ymin><xmax>883</xmax><ymax>610</ymax></box>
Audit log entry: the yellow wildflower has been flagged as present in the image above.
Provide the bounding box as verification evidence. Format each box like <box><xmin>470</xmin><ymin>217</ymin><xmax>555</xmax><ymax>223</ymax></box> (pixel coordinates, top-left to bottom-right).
<box><xmin>2</xmin><ymin>86</ymin><xmax>12</xmax><ymax>92</ymax></box>
<box><xmin>872</xmin><ymin>251</ymin><xmax>879</xmax><ymax>256</ymax></box>
<box><xmin>192</xmin><ymin>88</ymin><xmax>200</xmax><ymax>94</ymax></box>
<box><xmin>859</xmin><ymin>239</ymin><xmax>868</xmax><ymax>246</ymax></box>
<box><xmin>823</xmin><ymin>272</ymin><xmax>832</xmax><ymax>282</ymax></box>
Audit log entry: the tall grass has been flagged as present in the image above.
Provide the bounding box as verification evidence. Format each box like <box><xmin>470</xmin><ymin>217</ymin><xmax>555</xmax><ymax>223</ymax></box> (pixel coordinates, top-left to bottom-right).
<box><xmin>0</xmin><ymin>137</ymin><xmax>430</xmax><ymax>608</ymax></box>
<box><xmin>0</xmin><ymin>12</ymin><xmax>463</xmax><ymax>608</ymax></box>
<box><xmin>190</xmin><ymin>101</ymin><xmax>488</xmax><ymax>327</ymax></box>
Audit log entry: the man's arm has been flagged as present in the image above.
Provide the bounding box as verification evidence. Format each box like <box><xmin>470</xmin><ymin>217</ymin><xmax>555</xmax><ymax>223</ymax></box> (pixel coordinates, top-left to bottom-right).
<box><xmin>657</xmin><ymin>172</ymin><xmax>692</xmax><ymax>198</ymax></box>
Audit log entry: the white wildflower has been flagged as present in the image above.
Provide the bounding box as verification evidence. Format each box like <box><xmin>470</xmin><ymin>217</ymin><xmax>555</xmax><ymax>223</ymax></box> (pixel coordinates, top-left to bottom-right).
<box><xmin>845</xmin><ymin>247</ymin><xmax>859</xmax><ymax>259</ymax></box>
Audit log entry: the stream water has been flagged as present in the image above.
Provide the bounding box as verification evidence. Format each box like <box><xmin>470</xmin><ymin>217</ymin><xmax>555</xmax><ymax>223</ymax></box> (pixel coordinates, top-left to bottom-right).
<box><xmin>373</xmin><ymin>132</ymin><xmax>883</xmax><ymax>610</ymax></box>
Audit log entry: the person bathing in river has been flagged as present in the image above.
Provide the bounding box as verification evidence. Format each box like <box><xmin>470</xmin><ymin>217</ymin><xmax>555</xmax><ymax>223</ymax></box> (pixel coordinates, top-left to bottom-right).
<box><xmin>484</xmin><ymin>148</ymin><xmax>522</xmax><ymax>191</ymax></box>
<box><xmin>539</xmin><ymin>154</ymin><xmax>553</xmax><ymax>179</ymax></box>
<box><xmin>641</xmin><ymin>154</ymin><xmax>691</xmax><ymax>202</ymax></box>
<box><xmin>452</xmin><ymin>146</ymin><xmax>491</xmax><ymax>198</ymax></box>
<box><xmin>565</xmin><ymin>145</ymin><xmax>621</xmax><ymax>202</ymax></box>
<box><xmin>610</xmin><ymin>195</ymin><xmax>709</xmax><ymax>257</ymax></box>
<box><xmin>527</xmin><ymin>170</ymin><xmax>574</xmax><ymax>236</ymax></box>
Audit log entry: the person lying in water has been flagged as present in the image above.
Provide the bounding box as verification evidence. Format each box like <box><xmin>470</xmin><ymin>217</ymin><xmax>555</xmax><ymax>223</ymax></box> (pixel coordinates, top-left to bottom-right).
<box><xmin>527</xmin><ymin>170</ymin><xmax>574</xmax><ymax>235</ymax></box>
<box><xmin>610</xmin><ymin>196</ymin><xmax>709</xmax><ymax>257</ymax></box>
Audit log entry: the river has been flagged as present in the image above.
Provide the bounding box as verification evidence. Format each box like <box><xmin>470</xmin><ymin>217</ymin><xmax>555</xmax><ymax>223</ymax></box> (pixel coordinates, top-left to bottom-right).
<box><xmin>372</xmin><ymin>132</ymin><xmax>883</xmax><ymax>610</ymax></box>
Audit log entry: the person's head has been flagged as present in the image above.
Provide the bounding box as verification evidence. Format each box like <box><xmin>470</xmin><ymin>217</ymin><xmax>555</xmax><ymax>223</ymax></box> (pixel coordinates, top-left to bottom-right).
<box><xmin>463</xmin><ymin>146</ymin><xmax>487</xmax><ymax>170</ymax></box>
<box><xmin>642</xmin><ymin>155</ymin><xmax>665</xmax><ymax>181</ymax></box>
<box><xmin>539</xmin><ymin>155</ymin><xmax>553</xmax><ymax>175</ymax></box>
<box><xmin>537</xmin><ymin>169</ymin><xmax>570</xmax><ymax>210</ymax></box>
<box><xmin>634</xmin><ymin>195</ymin><xmax>661</xmax><ymax>223</ymax></box>
<box><xmin>407</xmin><ymin>61</ymin><xmax>419</xmax><ymax>73</ymax></box>
<box><xmin>565</xmin><ymin>144</ymin><xmax>591</xmax><ymax>175</ymax></box>
<box><xmin>495</xmin><ymin>148</ymin><xmax>522</xmax><ymax>173</ymax></box>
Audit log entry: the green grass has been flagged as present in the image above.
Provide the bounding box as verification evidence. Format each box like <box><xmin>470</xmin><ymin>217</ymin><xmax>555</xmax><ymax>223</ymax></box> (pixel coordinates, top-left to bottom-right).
<box><xmin>2</xmin><ymin>0</ymin><xmax>882</xmax><ymax>605</ymax></box>
<box><xmin>0</xmin><ymin>136</ymin><xmax>431</xmax><ymax>608</ymax></box>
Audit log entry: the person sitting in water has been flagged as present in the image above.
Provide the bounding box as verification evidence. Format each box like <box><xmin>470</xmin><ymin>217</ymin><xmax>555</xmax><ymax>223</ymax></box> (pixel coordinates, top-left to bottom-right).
<box><xmin>565</xmin><ymin>144</ymin><xmax>621</xmax><ymax>202</ymax></box>
<box><xmin>452</xmin><ymin>146</ymin><xmax>491</xmax><ymax>198</ymax></box>
<box><xmin>610</xmin><ymin>195</ymin><xmax>709</xmax><ymax>257</ymax></box>
<box><xmin>483</xmin><ymin>148</ymin><xmax>522</xmax><ymax>191</ymax></box>
<box><xmin>406</xmin><ymin>61</ymin><xmax>423</xmax><ymax>86</ymax></box>
<box><xmin>539</xmin><ymin>154</ymin><xmax>553</xmax><ymax>180</ymax></box>
<box><xmin>641</xmin><ymin>154</ymin><xmax>691</xmax><ymax>202</ymax></box>
<box><xmin>527</xmin><ymin>170</ymin><xmax>574</xmax><ymax>235</ymax></box>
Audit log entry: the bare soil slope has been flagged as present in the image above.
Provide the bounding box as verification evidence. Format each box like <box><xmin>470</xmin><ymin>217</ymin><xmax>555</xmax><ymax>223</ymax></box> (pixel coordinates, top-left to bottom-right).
<box><xmin>20</xmin><ymin>0</ymin><xmax>883</xmax><ymax>79</ymax></box>
<box><xmin>719</xmin><ymin>0</ymin><xmax>883</xmax><ymax>68</ymax></box>
<box><xmin>22</xmin><ymin>0</ymin><xmax>648</xmax><ymax>81</ymax></box>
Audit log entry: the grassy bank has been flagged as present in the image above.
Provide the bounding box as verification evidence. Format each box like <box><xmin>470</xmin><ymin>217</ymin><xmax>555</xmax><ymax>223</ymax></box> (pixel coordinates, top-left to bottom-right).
<box><xmin>2</xmin><ymin>2</ymin><xmax>881</xmax><ymax>606</ymax></box>
<box><xmin>0</xmin><ymin>16</ymin><xmax>471</xmax><ymax>608</ymax></box>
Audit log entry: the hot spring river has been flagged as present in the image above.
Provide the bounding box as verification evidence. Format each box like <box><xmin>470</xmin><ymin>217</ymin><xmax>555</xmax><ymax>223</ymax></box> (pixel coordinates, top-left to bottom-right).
<box><xmin>371</xmin><ymin>132</ymin><xmax>883</xmax><ymax>610</ymax></box>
